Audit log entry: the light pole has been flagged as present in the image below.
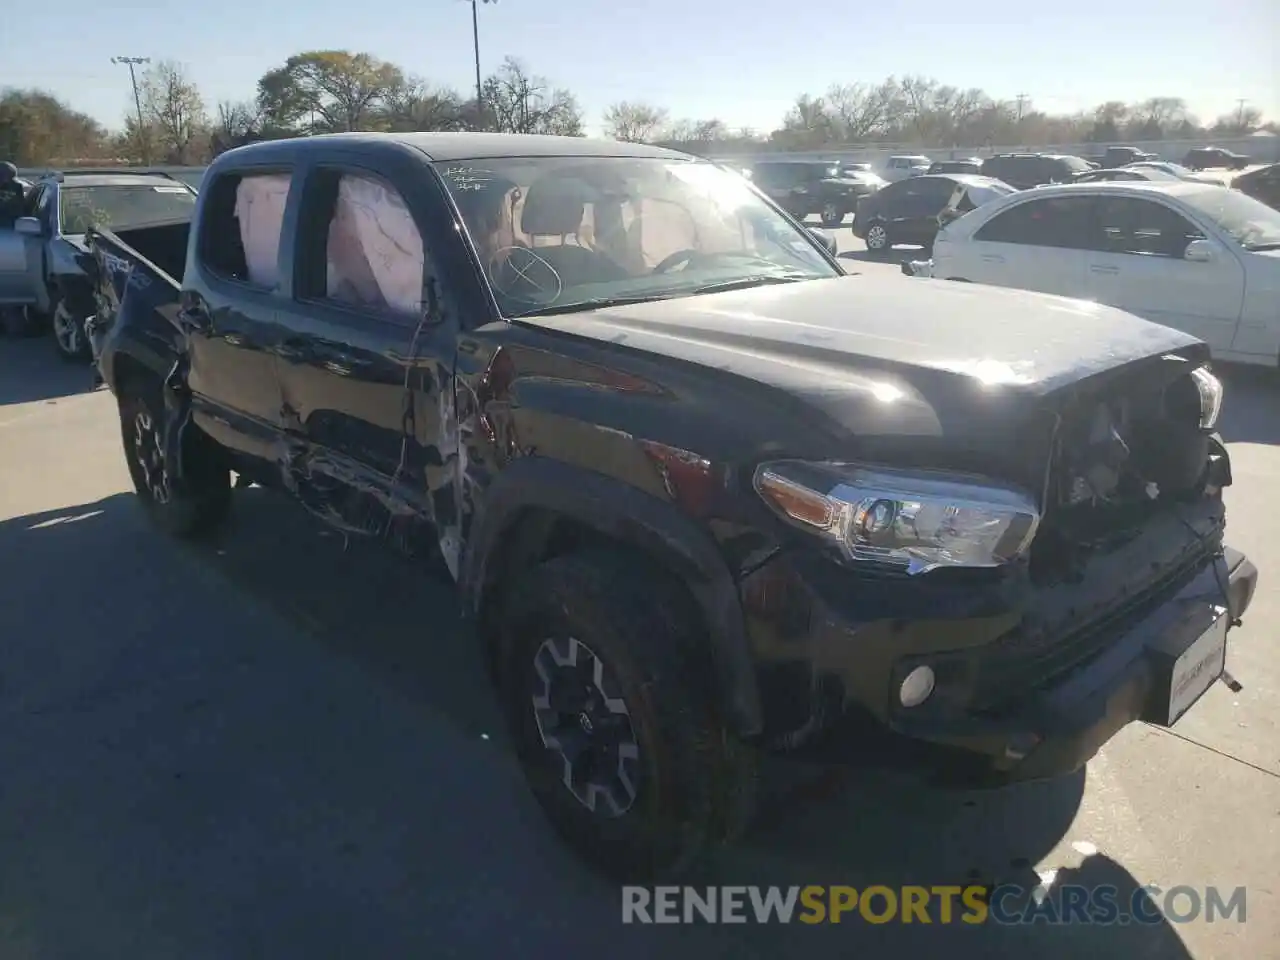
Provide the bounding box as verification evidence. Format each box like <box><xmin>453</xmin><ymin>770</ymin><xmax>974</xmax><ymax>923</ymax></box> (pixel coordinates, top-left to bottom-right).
<box><xmin>112</xmin><ymin>56</ymin><xmax>151</xmax><ymax>164</ymax></box>
<box><xmin>465</xmin><ymin>0</ymin><xmax>497</xmax><ymax>129</ymax></box>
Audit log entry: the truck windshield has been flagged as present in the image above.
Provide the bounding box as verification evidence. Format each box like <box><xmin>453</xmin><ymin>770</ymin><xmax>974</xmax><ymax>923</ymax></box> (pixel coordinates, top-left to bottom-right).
<box><xmin>59</xmin><ymin>183</ymin><xmax>197</xmax><ymax>234</ymax></box>
<box><xmin>435</xmin><ymin>156</ymin><xmax>840</xmax><ymax>318</ymax></box>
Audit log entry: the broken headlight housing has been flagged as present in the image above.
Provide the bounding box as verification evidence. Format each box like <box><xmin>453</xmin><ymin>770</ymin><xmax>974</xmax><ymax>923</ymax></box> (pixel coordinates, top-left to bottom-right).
<box><xmin>754</xmin><ymin>461</ymin><xmax>1040</xmax><ymax>575</ymax></box>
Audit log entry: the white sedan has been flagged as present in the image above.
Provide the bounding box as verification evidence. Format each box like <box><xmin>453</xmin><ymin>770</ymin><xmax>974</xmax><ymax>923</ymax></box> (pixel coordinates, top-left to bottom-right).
<box><xmin>930</xmin><ymin>181</ymin><xmax>1280</xmax><ymax>366</ymax></box>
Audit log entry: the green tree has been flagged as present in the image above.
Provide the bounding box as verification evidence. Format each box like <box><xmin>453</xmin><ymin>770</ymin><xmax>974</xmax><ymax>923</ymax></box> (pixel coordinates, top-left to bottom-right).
<box><xmin>257</xmin><ymin>51</ymin><xmax>404</xmax><ymax>133</ymax></box>
<box><xmin>0</xmin><ymin>88</ymin><xmax>107</xmax><ymax>166</ymax></box>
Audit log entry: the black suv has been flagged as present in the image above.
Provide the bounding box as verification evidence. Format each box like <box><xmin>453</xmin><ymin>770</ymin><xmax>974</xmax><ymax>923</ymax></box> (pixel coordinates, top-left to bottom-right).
<box><xmin>89</xmin><ymin>133</ymin><xmax>1257</xmax><ymax>880</ymax></box>
<box><xmin>979</xmin><ymin>153</ymin><xmax>1093</xmax><ymax>190</ymax></box>
<box><xmin>1183</xmin><ymin>146</ymin><xmax>1251</xmax><ymax>171</ymax></box>
<box><xmin>750</xmin><ymin>160</ymin><xmax>877</xmax><ymax>225</ymax></box>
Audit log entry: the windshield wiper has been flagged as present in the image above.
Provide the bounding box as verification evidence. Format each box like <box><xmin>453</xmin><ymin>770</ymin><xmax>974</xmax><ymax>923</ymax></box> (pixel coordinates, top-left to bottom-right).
<box><xmin>1242</xmin><ymin>242</ymin><xmax>1280</xmax><ymax>251</ymax></box>
<box><xmin>511</xmin><ymin>294</ymin><xmax>674</xmax><ymax>319</ymax></box>
<box><xmin>689</xmin><ymin>274</ymin><xmax>811</xmax><ymax>295</ymax></box>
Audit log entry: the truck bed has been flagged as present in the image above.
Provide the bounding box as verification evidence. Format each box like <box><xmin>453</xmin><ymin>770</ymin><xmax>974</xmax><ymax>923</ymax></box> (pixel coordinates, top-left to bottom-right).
<box><xmin>96</xmin><ymin>219</ymin><xmax>190</xmax><ymax>287</ymax></box>
<box><xmin>86</xmin><ymin>218</ymin><xmax>189</xmax><ymax>370</ymax></box>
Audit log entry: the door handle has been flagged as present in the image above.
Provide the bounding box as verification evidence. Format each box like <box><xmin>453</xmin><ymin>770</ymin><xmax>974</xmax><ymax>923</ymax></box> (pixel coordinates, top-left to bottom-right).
<box><xmin>1090</xmin><ymin>264</ymin><xmax>1120</xmax><ymax>275</ymax></box>
<box><xmin>980</xmin><ymin>254</ymin><xmax>1005</xmax><ymax>263</ymax></box>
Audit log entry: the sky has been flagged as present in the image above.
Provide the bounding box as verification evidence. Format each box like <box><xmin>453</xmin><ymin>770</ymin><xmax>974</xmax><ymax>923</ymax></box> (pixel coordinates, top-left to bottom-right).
<box><xmin>3</xmin><ymin>0</ymin><xmax>1277</xmax><ymax>137</ymax></box>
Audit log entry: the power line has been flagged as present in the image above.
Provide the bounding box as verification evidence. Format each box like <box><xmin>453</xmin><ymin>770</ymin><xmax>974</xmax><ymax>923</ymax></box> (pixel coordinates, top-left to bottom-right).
<box><xmin>111</xmin><ymin>56</ymin><xmax>151</xmax><ymax>164</ymax></box>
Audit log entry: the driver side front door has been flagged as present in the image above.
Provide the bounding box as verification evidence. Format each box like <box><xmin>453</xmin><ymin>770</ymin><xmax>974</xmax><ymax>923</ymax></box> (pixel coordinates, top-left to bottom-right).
<box><xmin>0</xmin><ymin>184</ymin><xmax>48</xmax><ymax>310</ymax></box>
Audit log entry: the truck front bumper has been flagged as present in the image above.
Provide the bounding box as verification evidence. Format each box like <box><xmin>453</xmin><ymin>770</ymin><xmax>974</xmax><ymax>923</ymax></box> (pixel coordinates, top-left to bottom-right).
<box><xmin>899</xmin><ymin>547</ymin><xmax>1257</xmax><ymax>786</ymax></box>
<box><xmin>741</xmin><ymin>530</ymin><xmax>1256</xmax><ymax>786</ymax></box>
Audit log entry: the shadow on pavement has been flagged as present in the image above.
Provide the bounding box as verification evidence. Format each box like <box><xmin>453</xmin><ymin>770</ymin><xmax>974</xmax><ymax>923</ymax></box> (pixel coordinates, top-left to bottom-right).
<box><xmin>0</xmin><ymin>334</ymin><xmax>97</xmax><ymax>406</ymax></box>
<box><xmin>0</xmin><ymin>493</ymin><xmax>1195</xmax><ymax>959</ymax></box>
<box><xmin>838</xmin><ymin>246</ymin><xmax>928</xmax><ymax>266</ymax></box>
<box><xmin>1216</xmin><ymin>364</ymin><xmax>1280</xmax><ymax>445</ymax></box>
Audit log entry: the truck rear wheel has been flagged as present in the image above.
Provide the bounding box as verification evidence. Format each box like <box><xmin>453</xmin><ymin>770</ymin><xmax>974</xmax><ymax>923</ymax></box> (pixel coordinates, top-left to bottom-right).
<box><xmin>496</xmin><ymin>549</ymin><xmax>758</xmax><ymax>881</ymax></box>
<box><xmin>118</xmin><ymin>386</ymin><xmax>231</xmax><ymax>538</ymax></box>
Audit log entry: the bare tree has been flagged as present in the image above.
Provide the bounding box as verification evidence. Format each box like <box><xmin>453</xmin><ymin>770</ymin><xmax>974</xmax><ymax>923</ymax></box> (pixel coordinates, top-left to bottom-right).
<box><xmin>602</xmin><ymin>101</ymin><xmax>668</xmax><ymax>142</ymax></box>
<box><xmin>382</xmin><ymin>76</ymin><xmax>465</xmax><ymax>132</ymax></box>
<box><xmin>824</xmin><ymin>81</ymin><xmax>898</xmax><ymax>141</ymax></box>
<box><xmin>482</xmin><ymin>58</ymin><xmax>583</xmax><ymax>136</ymax></box>
<box><xmin>1211</xmin><ymin>105</ymin><xmax>1263</xmax><ymax>136</ymax></box>
<box><xmin>139</xmin><ymin>60</ymin><xmax>208</xmax><ymax>163</ymax></box>
<box><xmin>210</xmin><ymin>100</ymin><xmax>263</xmax><ymax>155</ymax></box>
<box><xmin>777</xmin><ymin>94</ymin><xmax>833</xmax><ymax>148</ymax></box>
<box><xmin>666</xmin><ymin>117</ymin><xmax>730</xmax><ymax>143</ymax></box>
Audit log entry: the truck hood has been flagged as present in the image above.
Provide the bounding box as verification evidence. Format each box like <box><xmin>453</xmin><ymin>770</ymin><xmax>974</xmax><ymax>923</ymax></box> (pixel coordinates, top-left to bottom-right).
<box><xmin>515</xmin><ymin>274</ymin><xmax>1205</xmax><ymax>446</ymax></box>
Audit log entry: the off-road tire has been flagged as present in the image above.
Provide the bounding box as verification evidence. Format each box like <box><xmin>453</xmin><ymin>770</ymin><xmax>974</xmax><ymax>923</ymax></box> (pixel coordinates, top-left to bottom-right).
<box><xmin>118</xmin><ymin>384</ymin><xmax>232</xmax><ymax>538</ymax></box>
<box><xmin>496</xmin><ymin>548</ymin><xmax>759</xmax><ymax>881</ymax></box>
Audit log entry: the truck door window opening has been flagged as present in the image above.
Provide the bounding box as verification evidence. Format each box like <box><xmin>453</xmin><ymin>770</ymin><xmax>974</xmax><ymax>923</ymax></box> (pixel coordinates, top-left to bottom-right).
<box><xmin>197</xmin><ymin>171</ymin><xmax>293</xmax><ymax>288</ymax></box>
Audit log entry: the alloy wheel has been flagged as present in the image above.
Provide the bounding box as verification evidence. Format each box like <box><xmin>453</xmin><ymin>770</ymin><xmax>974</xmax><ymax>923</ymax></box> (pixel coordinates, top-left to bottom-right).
<box><xmin>530</xmin><ymin>635</ymin><xmax>641</xmax><ymax>818</ymax></box>
<box><xmin>866</xmin><ymin>224</ymin><xmax>888</xmax><ymax>250</ymax></box>
<box><xmin>822</xmin><ymin>203</ymin><xmax>841</xmax><ymax>225</ymax></box>
<box><xmin>52</xmin><ymin>303</ymin><xmax>82</xmax><ymax>356</ymax></box>
<box><xmin>132</xmin><ymin>409</ymin><xmax>171</xmax><ymax>504</ymax></box>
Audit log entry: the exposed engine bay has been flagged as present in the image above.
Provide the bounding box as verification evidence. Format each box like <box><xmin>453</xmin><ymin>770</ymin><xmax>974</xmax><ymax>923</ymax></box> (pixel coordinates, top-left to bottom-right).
<box><xmin>1032</xmin><ymin>358</ymin><xmax>1222</xmax><ymax>579</ymax></box>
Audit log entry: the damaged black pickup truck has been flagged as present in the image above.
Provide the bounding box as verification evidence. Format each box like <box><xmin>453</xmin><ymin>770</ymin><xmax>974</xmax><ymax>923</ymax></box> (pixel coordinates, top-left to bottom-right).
<box><xmin>88</xmin><ymin>132</ymin><xmax>1258</xmax><ymax>880</ymax></box>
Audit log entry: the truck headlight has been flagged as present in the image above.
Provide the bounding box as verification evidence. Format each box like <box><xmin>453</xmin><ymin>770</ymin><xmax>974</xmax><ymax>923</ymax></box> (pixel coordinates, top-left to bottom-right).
<box><xmin>1190</xmin><ymin>365</ymin><xmax>1223</xmax><ymax>430</ymax></box>
<box><xmin>753</xmin><ymin>461</ymin><xmax>1040</xmax><ymax>575</ymax></box>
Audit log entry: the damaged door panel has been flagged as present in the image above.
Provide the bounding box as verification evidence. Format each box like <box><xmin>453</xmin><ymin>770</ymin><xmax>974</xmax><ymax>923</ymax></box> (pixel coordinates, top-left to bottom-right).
<box><xmin>270</xmin><ymin>158</ymin><xmax>475</xmax><ymax>573</ymax></box>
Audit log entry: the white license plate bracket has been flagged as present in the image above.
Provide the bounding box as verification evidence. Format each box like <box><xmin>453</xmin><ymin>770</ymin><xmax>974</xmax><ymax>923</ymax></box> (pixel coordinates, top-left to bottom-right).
<box><xmin>1165</xmin><ymin>610</ymin><xmax>1229</xmax><ymax>725</ymax></box>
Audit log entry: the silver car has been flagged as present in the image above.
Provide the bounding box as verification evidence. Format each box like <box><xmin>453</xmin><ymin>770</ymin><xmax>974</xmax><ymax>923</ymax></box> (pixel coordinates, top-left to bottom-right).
<box><xmin>0</xmin><ymin>171</ymin><xmax>197</xmax><ymax>360</ymax></box>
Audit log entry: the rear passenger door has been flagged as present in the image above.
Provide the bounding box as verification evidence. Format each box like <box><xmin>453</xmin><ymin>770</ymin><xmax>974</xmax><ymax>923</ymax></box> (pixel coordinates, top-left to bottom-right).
<box><xmin>183</xmin><ymin>166</ymin><xmax>295</xmax><ymax>463</ymax></box>
<box><xmin>895</xmin><ymin>178</ymin><xmax>956</xmax><ymax>242</ymax></box>
<box><xmin>961</xmin><ymin>195</ymin><xmax>1094</xmax><ymax>297</ymax></box>
<box><xmin>273</xmin><ymin>155</ymin><xmax>462</xmax><ymax>544</ymax></box>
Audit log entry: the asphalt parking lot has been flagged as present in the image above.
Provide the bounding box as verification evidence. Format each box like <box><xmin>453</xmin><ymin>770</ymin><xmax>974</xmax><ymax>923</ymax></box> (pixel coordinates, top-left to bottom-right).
<box><xmin>1</xmin><ymin>262</ymin><xmax>1277</xmax><ymax>958</ymax></box>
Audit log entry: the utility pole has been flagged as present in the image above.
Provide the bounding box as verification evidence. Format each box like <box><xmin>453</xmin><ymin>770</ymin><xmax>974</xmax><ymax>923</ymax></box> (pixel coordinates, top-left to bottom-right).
<box><xmin>111</xmin><ymin>56</ymin><xmax>151</xmax><ymax>164</ymax></box>
<box><xmin>1235</xmin><ymin>98</ymin><xmax>1248</xmax><ymax>131</ymax></box>
<box><xmin>1014</xmin><ymin>94</ymin><xmax>1029</xmax><ymax>123</ymax></box>
<box><xmin>464</xmin><ymin>0</ymin><xmax>497</xmax><ymax>130</ymax></box>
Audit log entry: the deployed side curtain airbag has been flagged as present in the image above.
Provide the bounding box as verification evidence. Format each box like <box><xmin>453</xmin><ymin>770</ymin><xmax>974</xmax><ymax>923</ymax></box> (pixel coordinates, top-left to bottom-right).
<box><xmin>233</xmin><ymin>174</ymin><xmax>291</xmax><ymax>287</ymax></box>
<box><xmin>326</xmin><ymin>176</ymin><xmax>424</xmax><ymax>316</ymax></box>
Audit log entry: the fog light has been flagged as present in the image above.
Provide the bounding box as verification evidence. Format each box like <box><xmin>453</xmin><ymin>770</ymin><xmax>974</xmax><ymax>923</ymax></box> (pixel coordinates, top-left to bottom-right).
<box><xmin>899</xmin><ymin>666</ymin><xmax>936</xmax><ymax>708</ymax></box>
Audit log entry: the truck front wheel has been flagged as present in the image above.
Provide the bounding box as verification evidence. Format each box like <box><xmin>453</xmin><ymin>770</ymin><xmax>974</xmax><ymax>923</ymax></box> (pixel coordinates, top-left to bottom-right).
<box><xmin>118</xmin><ymin>387</ymin><xmax>232</xmax><ymax>538</ymax></box>
<box><xmin>497</xmin><ymin>549</ymin><xmax>758</xmax><ymax>880</ymax></box>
